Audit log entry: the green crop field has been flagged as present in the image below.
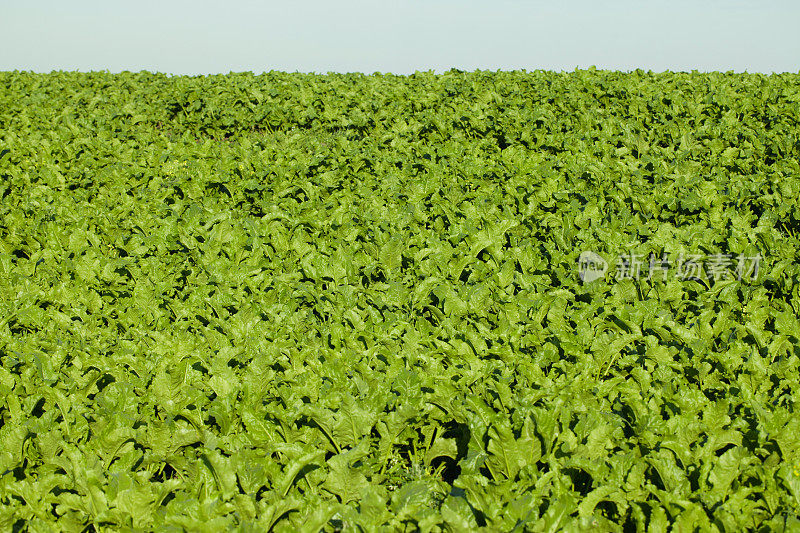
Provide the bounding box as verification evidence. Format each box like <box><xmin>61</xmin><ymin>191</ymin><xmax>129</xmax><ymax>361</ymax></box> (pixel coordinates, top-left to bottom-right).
<box><xmin>1</xmin><ymin>70</ymin><xmax>799</xmax><ymax>531</ymax></box>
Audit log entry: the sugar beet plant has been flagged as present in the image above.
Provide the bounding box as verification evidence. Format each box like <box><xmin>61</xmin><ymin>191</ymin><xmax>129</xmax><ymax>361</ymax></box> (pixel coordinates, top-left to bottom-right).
<box><xmin>0</xmin><ymin>70</ymin><xmax>799</xmax><ymax>531</ymax></box>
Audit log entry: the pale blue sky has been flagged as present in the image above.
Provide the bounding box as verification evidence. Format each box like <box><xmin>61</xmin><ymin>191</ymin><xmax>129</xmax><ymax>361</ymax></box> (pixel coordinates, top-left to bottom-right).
<box><xmin>1</xmin><ymin>0</ymin><xmax>798</xmax><ymax>74</ymax></box>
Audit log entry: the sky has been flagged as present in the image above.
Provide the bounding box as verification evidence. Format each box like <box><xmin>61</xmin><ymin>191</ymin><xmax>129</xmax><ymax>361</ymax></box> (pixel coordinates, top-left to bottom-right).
<box><xmin>1</xmin><ymin>0</ymin><xmax>798</xmax><ymax>75</ymax></box>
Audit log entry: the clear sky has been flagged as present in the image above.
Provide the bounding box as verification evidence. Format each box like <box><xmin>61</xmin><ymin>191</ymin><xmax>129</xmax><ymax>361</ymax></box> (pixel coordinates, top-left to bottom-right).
<box><xmin>2</xmin><ymin>0</ymin><xmax>798</xmax><ymax>74</ymax></box>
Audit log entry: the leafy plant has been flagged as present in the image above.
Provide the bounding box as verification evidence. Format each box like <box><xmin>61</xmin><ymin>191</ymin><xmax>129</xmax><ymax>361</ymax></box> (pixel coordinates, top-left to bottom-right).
<box><xmin>0</xmin><ymin>69</ymin><xmax>798</xmax><ymax>531</ymax></box>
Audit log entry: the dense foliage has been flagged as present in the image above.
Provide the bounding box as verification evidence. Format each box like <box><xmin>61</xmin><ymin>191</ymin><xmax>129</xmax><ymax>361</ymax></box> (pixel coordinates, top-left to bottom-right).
<box><xmin>1</xmin><ymin>70</ymin><xmax>799</xmax><ymax>531</ymax></box>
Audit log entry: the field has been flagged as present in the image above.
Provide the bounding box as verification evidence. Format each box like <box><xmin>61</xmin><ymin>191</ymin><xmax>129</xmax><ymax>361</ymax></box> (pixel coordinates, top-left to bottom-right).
<box><xmin>1</xmin><ymin>70</ymin><xmax>799</xmax><ymax>531</ymax></box>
